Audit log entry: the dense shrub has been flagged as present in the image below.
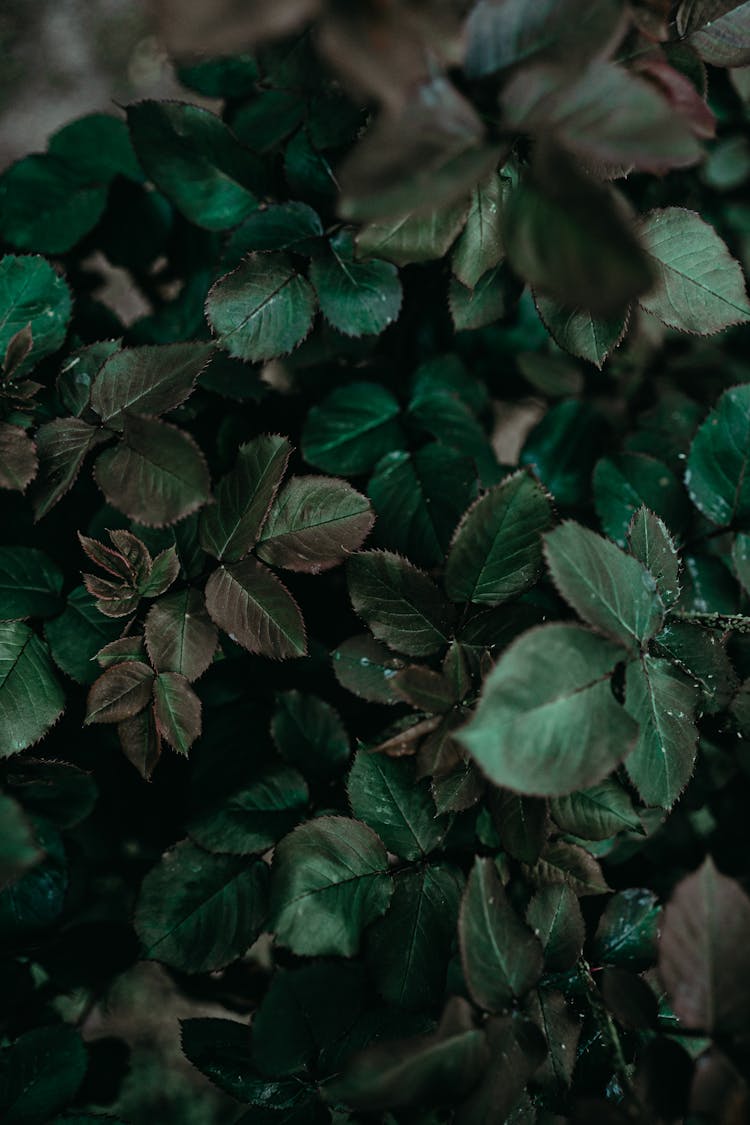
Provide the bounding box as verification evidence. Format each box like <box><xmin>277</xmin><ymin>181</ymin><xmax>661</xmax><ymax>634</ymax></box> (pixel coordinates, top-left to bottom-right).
<box><xmin>3</xmin><ymin>1</ymin><xmax>750</xmax><ymax>1121</ymax></box>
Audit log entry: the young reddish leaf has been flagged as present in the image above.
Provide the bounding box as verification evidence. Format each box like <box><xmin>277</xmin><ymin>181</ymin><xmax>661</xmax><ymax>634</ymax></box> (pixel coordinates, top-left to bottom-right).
<box><xmin>0</xmin><ymin>422</ymin><xmax>37</xmax><ymax>492</ymax></box>
<box><xmin>90</xmin><ymin>341</ymin><xmax>214</xmax><ymax>425</ymax></box>
<box><xmin>256</xmin><ymin>476</ymin><xmax>374</xmax><ymax>572</ymax></box>
<box><xmin>205</xmin><ymin>558</ymin><xmax>307</xmax><ymax>659</ymax></box>
<box><xmin>153</xmin><ymin>671</ymin><xmax>202</xmax><ymax>754</ymax></box>
<box><xmin>31</xmin><ymin>419</ymin><xmax>106</xmax><ymax>519</ymax></box>
<box><xmin>78</xmin><ymin>531</ymin><xmax>135</xmax><ymax>582</ymax></box>
<box><xmin>206</xmin><ymin>252</ymin><xmax>316</xmax><ymax>361</ymax></box>
<box><xmin>145</xmin><ymin>588</ymin><xmax>217</xmax><ymax>681</ymax></box>
<box><xmin>199</xmin><ymin>435</ymin><xmax>292</xmax><ymax>562</ymax></box>
<box><xmin>459</xmin><ymin>857</ymin><xmax>543</xmax><ymax>1011</ymax></box>
<box><xmin>660</xmin><ymin>856</ymin><xmax>750</xmax><ymax>1035</ymax></box>
<box><xmin>636</xmin><ymin>54</ymin><xmax>716</xmax><ymax>140</ymax></box>
<box><xmin>677</xmin><ymin>0</ymin><xmax>750</xmax><ymax>67</ymax></box>
<box><xmin>94</xmin><ymin>415</ymin><xmax>211</xmax><ymax>527</ymax></box>
<box><xmin>118</xmin><ymin>705</ymin><xmax>162</xmax><ymax>780</ymax></box>
<box><xmin>85</xmin><ymin>660</ymin><xmax>154</xmax><ymax>725</ymax></box>
<box><xmin>524</xmin><ymin>840</ymin><xmax>611</xmax><ymax>897</ymax></box>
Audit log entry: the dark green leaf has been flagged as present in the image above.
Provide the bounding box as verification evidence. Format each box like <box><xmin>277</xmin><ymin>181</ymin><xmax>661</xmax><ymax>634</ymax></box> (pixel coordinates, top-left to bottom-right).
<box><xmin>48</xmin><ymin>111</ymin><xmax>143</xmax><ymax>182</ymax></box>
<box><xmin>525</xmin><ymin>884</ymin><xmax>585</xmax><ymax>972</ymax></box>
<box><xmin>310</xmin><ymin>232</ymin><xmax>402</xmax><ymax>338</ymax></box>
<box><xmin>44</xmin><ymin>586</ymin><xmax>122</xmax><ymax>685</ymax></box>
<box><xmin>0</xmin><ymin>623</ymin><xmax>65</xmax><ymax>757</ymax></box>
<box><xmin>624</xmin><ymin>655</ymin><xmax>700</xmax><ymax>808</ymax></box>
<box><xmin>205</xmin><ymin>558</ymin><xmax>306</xmax><ymax>659</ymax></box>
<box><xmin>0</xmin><ymin>1026</ymin><xmax>87</xmax><ymax>1124</ymax></box>
<box><xmin>491</xmin><ymin>790</ymin><xmax>548</xmax><ymax>864</ymax></box>
<box><xmin>224</xmin><ymin>202</ymin><xmax>323</xmax><ymax>266</ymax></box>
<box><xmin>545</xmin><ymin>521</ymin><xmax>665</xmax><ymax>650</ymax></box>
<box><xmin>0</xmin><ymin>548</ymin><xmax>63</xmax><ymax>620</ymax></box>
<box><xmin>331</xmin><ymin>634</ymin><xmax>406</xmax><ymax>704</ymax></box>
<box><xmin>206</xmin><ymin>253</ymin><xmax>316</xmax><ymax>361</ymax></box>
<box><xmin>627</xmin><ymin>506</ymin><xmax>681</xmax><ymax>609</ymax></box>
<box><xmin>347</xmin><ymin>751</ymin><xmax>446</xmax><ymax>861</ymax></box>
<box><xmin>449</xmin><ymin>268</ymin><xmax>507</xmax><ymax>332</ymax></box>
<box><xmin>686</xmin><ymin>384</ymin><xmax>750</xmax><ymax>527</ymax></box>
<box><xmin>0</xmin><ymin>155</ymin><xmax>107</xmax><ymax>253</ymax></box>
<box><xmin>550</xmin><ymin>779</ymin><xmax>642</xmax><ymax>839</ymax></box>
<box><xmin>524</xmin><ymin>840</ymin><xmax>611</xmax><ymax>896</ymax></box>
<box><xmin>90</xmin><ymin>342</ymin><xmax>213</xmax><ymax>425</ymax></box>
<box><xmin>534</xmin><ymin>294</ymin><xmax>628</xmax><ymax>369</ymax></box>
<box><xmin>135</xmin><ymin>838</ymin><xmax>269</xmax><ymax>972</ymax></box>
<box><xmin>153</xmin><ymin>671</ymin><xmax>202</xmax><ymax>754</ymax></box>
<box><xmin>452</xmin><ymin>173</ymin><xmax>506</xmax><ymax>289</ymax></box>
<box><xmin>521</xmin><ymin>400</ymin><xmax>608</xmax><ymax>506</ymax></box>
<box><xmin>0</xmin><ymin>255</ymin><xmax>72</xmax><ymax>378</ymax></box>
<box><xmin>181</xmin><ymin>1017</ymin><xmax>306</xmax><ymax>1107</ymax></box>
<box><xmin>456</xmin><ymin>1014</ymin><xmax>546</xmax><ymax>1125</ymax></box>
<box><xmin>460</xmin><ymin>857</ymin><xmax>543</xmax><ymax>1011</ymax></box>
<box><xmin>270</xmin><ymin>815</ymin><xmax>392</xmax><ymax>957</ymax></box>
<box><xmin>145</xmin><ymin>588</ymin><xmax>217</xmax><ymax>681</ymax></box>
<box><xmin>347</xmin><ymin>551</ymin><xmax>452</xmax><ymax>657</ymax></box>
<box><xmin>271</xmin><ymin>690</ymin><xmax>349</xmax><ymax>778</ymax></box>
<box><xmin>302</xmin><ymin>383</ymin><xmax>403</xmax><ymax>476</ymax></box>
<box><xmin>459</xmin><ymin>624</ymin><xmax>636</xmax><ymax>796</ymax></box>
<box><xmin>4</xmin><ymin>758</ymin><xmax>97</xmax><ymax>829</ymax></box>
<box><xmin>594</xmin><ymin>454</ymin><xmax>688</xmax><ymax>547</ymax></box>
<box><xmin>591</xmin><ymin>887</ymin><xmax>662</xmax><ymax>969</ymax></box>
<box><xmin>127</xmin><ymin>101</ymin><xmax>262</xmax><ymax>230</ymax></box>
<box><xmin>31</xmin><ymin>420</ymin><xmax>107</xmax><ymax>521</ymax></box>
<box><xmin>189</xmin><ymin>764</ymin><xmax>308</xmax><ymax>855</ymax></box>
<box><xmin>445</xmin><ymin>471</ymin><xmax>552</xmax><ymax>606</ymax></box>
<box><xmin>356</xmin><ymin>200</ymin><xmax>471</xmax><ymax>267</ymax></box>
<box><xmin>0</xmin><ymin>794</ymin><xmax>41</xmax><ymax>886</ymax></box>
<box><xmin>0</xmin><ymin>816</ymin><xmax>67</xmax><ymax>937</ymax></box>
<box><xmin>257</xmin><ymin>476</ymin><xmax>374</xmax><ymax>572</ymax></box>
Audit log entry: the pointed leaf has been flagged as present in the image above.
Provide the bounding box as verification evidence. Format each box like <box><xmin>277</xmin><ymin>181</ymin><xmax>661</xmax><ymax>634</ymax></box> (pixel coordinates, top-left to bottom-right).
<box><xmin>153</xmin><ymin>671</ymin><xmax>201</xmax><ymax>754</ymax></box>
<box><xmin>199</xmin><ymin>435</ymin><xmax>291</xmax><ymax>562</ymax></box>
<box><xmin>452</xmin><ymin>173</ymin><xmax>506</xmax><ymax>289</ymax></box>
<box><xmin>256</xmin><ymin>475</ymin><xmax>374</xmax><ymax>572</ymax></box>
<box><xmin>135</xmin><ymin>838</ymin><xmax>269</xmax><ymax>972</ymax></box>
<box><xmin>302</xmin><ymin>382</ymin><xmax>403</xmax><ymax>475</ymax></box>
<box><xmin>627</xmin><ymin>506</ymin><xmax>681</xmax><ymax>608</ymax></box>
<box><xmin>678</xmin><ymin>0</ymin><xmax>750</xmax><ymax>66</ymax></box>
<box><xmin>660</xmin><ymin>856</ymin><xmax>750</xmax><ymax>1035</ymax></box>
<box><xmin>118</xmin><ymin>707</ymin><xmax>162</xmax><ymax>780</ymax></box>
<box><xmin>347</xmin><ymin>550</ymin><xmax>452</xmax><ymax>657</ymax></box>
<box><xmin>545</xmin><ymin>521</ymin><xmax>665</xmax><ymax>650</ymax></box>
<box><xmin>356</xmin><ymin>200</ymin><xmax>471</xmax><ymax>267</ymax></box>
<box><xmin>524</xmin><ymin>840</ymin><xmax>610</xmax><ymax>896</ymax></box>
<box><xmin>624</xmin><ymin>655</ymin><xmax>700</xmax><ymax>808</ymax></box>
<box><xmin>534</xmin><ymin>294</ymin><xmax>628</xmax><ymax>368</ymax></box>
<box><xmin>0</xmin><ymin>547</ymin><xmax>63</xmax><ymax>620</ymax></box>
<box><xmin>347</xmin><ymin>751</ymin><xmax>446</xmax><ymax>861</ymax></box>
<box><xmin>85</xmin><ymin>660</ymin><xmax>154</xmax><ymax>725</ymax></box>
<box><xmin>271</xmin><ymin>690</ymin><xmax>349</xmax><ymax>778</ymax></box>
<box><xmin>206</xmin><ymin>252</ymin><xmax>316</xmax><ymax>361</ymax></box>
<box><xmin>0</xmin><ymin>1026</ymin><xmax>87</xmax><ymax>1124</ymax></box>
<box><xmin>593</xmin><ymin>453</ymin><xmax>688</xmax><ymax>547</ymax></box>
<box><xmin>460</xmin><ymin>857</ymin><xmax>543</xmax><ymax>1011</ymax></box>
<box><xmin>270</xmin><ymin>815</ymin><xmax>392</xmax><ymax>957</ymax></box>
<box><xmin>526</xmin><ymin>884</ymin><xmax>585</xmax><ymax>973</ymax></box>
<box><xmin>310</xmin><ymin>232</ymin><xmax>402</xmax><ymax>337</ymax></box>
<box><xmin>459</xmin><ymin>624</ymin><xmax>636</xmax><ymax>796</ymax></box>
<box><xmin>686</xmin><ymin>384</ymin><xmax>750</xmax><ymax>527</ymax></box>
<box><xmin>0</xmin><ymin>423</ymin><xmax>37</xmax><ymax>493</ymax></box>
<box><xmin>94</xmin><ymin>415</ymin><xmax>210</xmax><ymax>527</ymax></box>
<box><xmin>592</xmin><ymin>887</ymin><xmax>662</xmax><ymax>969</ymax></box>
<box><xmin>45</xmin><ymin>586</ymin><xmax>122</xmax><ymax>685</ymax></box>
<box><xmin>205</xmin><ymin>558</ymin><xmax>306</xmax><ymax>659</ymax></box>
<box><xmin>638</xmin><ymin>208</ymin><xmax>750</xmax><ymax>334</ymax></box>
<box><xmin>0</xmin><ymin>622</ymin><xmax>65</xmax><ymax>757</ymax></box>
<box><xmin>31</xmin><ymin>419</ymin><xmax>106</xmax><ymax>519</ymax></box>
<box><xmin>550</xmin><ymin>779</ymin><xmax>642</xmax><ymax>840</ymax></box>
<box><xmin>445</xmin><ymin>470</ymin><xmax>552</xmax><ymax>606</ymax></box>
<box><xmin>90</xmin><ymin>342</ymin><xmax>214</xmax><ymax>425</ymax></box>
<box><xmin>145</xmin><ymin>588</ymin><xmax>217</xmax><ymax>681</ymax></box>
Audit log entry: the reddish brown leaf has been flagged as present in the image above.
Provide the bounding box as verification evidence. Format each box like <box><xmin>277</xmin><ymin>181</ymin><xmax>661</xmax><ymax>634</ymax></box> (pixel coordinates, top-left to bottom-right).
<box><xmin>85</xmin><ymin>661</ymin><xmax>154</xmax><ymax>725</ymax></box>
<box><xmin>0</xmin><ymin>422</ymin><xmax>37</xmax><ymax>492</ymax></box>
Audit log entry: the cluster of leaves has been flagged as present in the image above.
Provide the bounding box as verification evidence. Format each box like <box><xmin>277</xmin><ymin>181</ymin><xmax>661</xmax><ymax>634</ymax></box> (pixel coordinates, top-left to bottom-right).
<box><xmin>4</xmin><ymin>0</ymin><xmax>750</xmax><ymax>1122</ymax></box>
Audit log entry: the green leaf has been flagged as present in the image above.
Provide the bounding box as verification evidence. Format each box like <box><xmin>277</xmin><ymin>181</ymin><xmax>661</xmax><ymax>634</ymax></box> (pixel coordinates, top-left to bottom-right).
<box><xmin>302</xmin><ymin>383</ymin><xmax>403</xmax><ymax>476</ymax></box>
<box><xmin>459</xmin><ymin>857</ymin><xmax>543</xmax><ymax>1011</ymax></box>
<box><xmin>135</xmin><ymin>837</ymin><xmax>269</xmax><ymax>972</ymax></box>
<box><xmin>624</xmin><ymin>655</ymin><xmax>700</xmax><ymax>808</ymax></box>
<box><xmin>0</xmin><ymin>255</ymin><xmax>72</xmax><ymax>378</ymax></box>
<box><xmin>368</xmin><ymin>444</ymin><xmax>478</xmax><ymax>568</ymax></box>
<box><xmin>459</xmin><ymin>624</ymin><xmax>636</xmax><ymax>796</ymax></box>
<box><xmin>638</xmin><ymin>208</ymin><xmax>750</xmax><ymax>334</ymax></box>
<box><xmin>677</xmin><ymin>0</ymin><xmax>750</xmax><ymax>67</ymax></box>
<box><xmin>181</xmin><ymin>1018</ymin><xmax>307</xmax><ymax>1109</ymax></box>
<box><xmin>504</xmin><ymin>162</ymin><xmax>653</xmax><ymax>318</ymax></box>
<box><xmin>654</xmin><ymin>619</ymin><xmax>736</xmax><ymax>715</ymax></box>
<box><xmin>31</xmin><ymin>419</ymin><xmax>107</xmax><ymax>520</ymax></box>
<box><xmin>48</xmin><ymin>111</ymin><xmax>143</xmax><ymax>183</ymax></box>
<box><xmin>0</xmin><ymin>815</ymin><xmax>67</xmax><ymax>937</ymax></box>
<box><xmin>0</xmin><ymin>548</ymin><xmax>63</xmax><ymax>620</ymax></box>
<box><xmin>153</xmin><ymin>671</ymin><xmax>202</xmax><ymax>754</ymax></box>
<box><xmin>545</xmin><ymin>521</ymin><xmax>665</xmax><ymax>650</ymax></box>
<box><xmin>347</xmin><ymin>751</ymin><xmax>446</xmax><ymax>861</ymax></box>
<box><xmin>366</xmin><ymin>864</ymin><xmax>464</xmax><ymax>1011</ymax></box>
<box><xmin>407</xmin><ymin>388</ymin><xmax>500</xmax><ymax>487</ymax></box>
<box><xmin>733</xmin><ymin>531</ymin><xmax>750</xmax><ymax>595</ymax></box>
<box><xmin>94</xmin><ymin>415</ymin><xmax>210</xmax><ymax>527</ymax></box>
<box><xmin>356</xmin><ymin>200</ymin><xmax>470</xmax><ymax>267</ymax></box>
<box><xmin>90</xmin><ymin>342</ymin><xmax>214</xmax><ymax>425</ymax></box>
<box><xmin>534</xmin><ymin>294</ymin><xmax>628</xmax><ymax>369</ymax></box>
<box><xmin>4</xmin><ymin>758</ymin><xmax>97</xmax><ymax>829</ymax></box>
<box><xmin>127</xmin><ymin>101</ymin><xmax>262</xmax><ymax>230</ymax></box>
<box><xmin>525</xmin><ymin>988</ymin><xmax>580</xmax><ymax>1091</ymax></box>
<box><xmin>0</xmin><ymin>793</ymin><xmax>42</xmax><ymax>886</ymax></box>
<box><xmin>224</xmin><ymin>202</ymin><xmax>323</xmax><ymax>266</ymax></box>
<box><xmin>627</xmin><ymin>506</ymin><xmax>681</xmax><ymax>609</ymax></box>
<box><xmin>270</xmin><ymin>815</ymin><xmax>392</xmax><ymax>957</ymax></box>
<box><xmin>189</xmin><ymin>764</ymin><xmax>308</xmax><ymax>855</ymax></box>
<box><xmin>550</xmin><ymin>779</ymin><xmax>643</xmax><ymax>840</ymax></box>
<box><xmin>659</xmin><ymin>856</ymin><xmax>750</xmax><ymax>1035</ymax></box>
<box><xmin>200</xmin><ymin>435</ymin><xmax>291</xmax><ymax>563</ymax></box>
<box><xmin>118</xmin><ymin>707</ymin><xmax>162</xmax><ymax>781</ymax></box>
<box><xmin>310</xmin><ymin>232</ymin><xmax>402</xmax><ymax>338</ymax></box>
<box><xmin>347</xmin><ymin>551</ymin><xmax>452</xmax><ymax>657</ymax></box>
<box><xmin>44</xmin><ymin>586</ymin><xmax>122</xmax><ymax>685</ymax></box>
<box><xmin>465</xmin><ymin>0</ymin><xmax>623</xmax><ymax>76</ymax></box>
<box><xmin>0</xmin><ymin>622</ymin><xmax>65</xmax><ymax>757</ymax></box>
<box><xmin>593</xmin><ymin>454</ymin><xmax>688</xmax><ymax>547</ymax></box>
<box><xmin>324</xmin><ymin>996</ymin><xmax>488</xmax><ymax>1110</ymax></box>
<box><xmin>331</xmin><ymin>634</ymin><xmax>406</xmax><ymax>704</ymax></box>
<box><xmin>502</xmin><ymin>62</ymin><xmax>700</xmax><ymax>174</ymax></box>
<box><xmin>0</xmin><ymin>424</ymin><xmax>37</xmax><ymax>493</ymax></box>
<box><xmin>0</xmin><ymin>155</ymin><xmax>107</xmax><ymax>253</ymax></box>
<box><xmin>592</xmin><ymin>888</ymin><xmax>662</xmax><ymax>969</ymax></box>
<box><xmin>452</xmin><ymin>174</ymin><xmax>506</xmax><ymax>289</ymax></box>
<box><xmin>271</xmin><ymin>690</ymin><xmax>350</xmax><ymax>778</ymax></box>
<box><xmin>521</xmin><ymin>400</ymin><xmax>608</xmax><ymax>506</ymax></box>
<box><xmin>456</xmin><ymin>1014</ymin><xmax>546</xmax><ymax>1125</ymax></box>
<box><xmin>205</xmin><ymin>558</ymin><xmax>307</xmax><ymax>659</ymax></box>
<box><xmin>490</xmin><ymin>790</ymin><xmax>548</xmax><ymax>864</ymax></box>
<box><xmin>257</xmin><ymin>476</ymin><xmax>374</xmax><ymax>572</ymax></box>
<box><xmin>0</xmin><ymin>1026</ymin><xmax>87</xmax><ymax>1124</ymax></box>
<box><xmin>85</xmin><ymin>660</ymin><xmax>154</xmax><ymax>725</ymax></box>
<box><xmin>686</xmin><ymin>384</ymin><xmax>750</xmax><ymax>527</ymax></box>
<box><xmin>145</xmin><ymin>588</ymin><xmax>217</xmax><ymax>681</ymax></box>
<box><xmin>445</xmin><ymin>471</ymin><xmax>552</xmax><ymax>606</ymax></box>
<box><xmin>449</xmin><ymin>267</ymin><xmax>507</xmax><ymax>332</ymax></box>
<box><xmin>206</xmin><ymin>253</ymin><xmax>316</xmax><ymax>361</ymax></box>
<box><xmin>525</xmin><ymin>884</ymin><xmax>585</xmax><ymax>973</ymax></box>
